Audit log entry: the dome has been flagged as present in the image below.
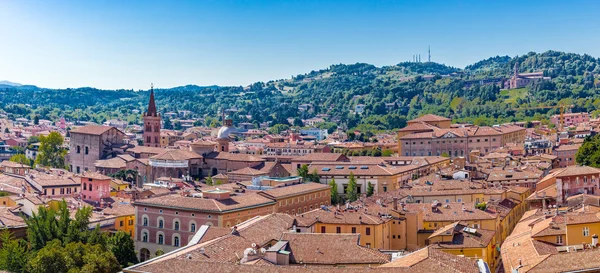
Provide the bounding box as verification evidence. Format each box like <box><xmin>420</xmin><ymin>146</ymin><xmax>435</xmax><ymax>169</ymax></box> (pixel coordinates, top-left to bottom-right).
<box><xmin>217</xmin><ymin>126</ymin><xmax>235</xmax><ymax>139</ymax></box>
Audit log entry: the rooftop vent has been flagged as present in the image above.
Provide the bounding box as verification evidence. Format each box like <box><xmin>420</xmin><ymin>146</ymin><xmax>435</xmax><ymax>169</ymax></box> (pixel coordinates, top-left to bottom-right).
<box><xmin>360</xmin><ymin>166</ymin><xmax>368</xmax><ymax>169</ymax></box>
<box><xmin>335</xmin><ymin>166</ymin><xmax>344</xmax><ymax>169</ymax></box>
<box><xmin>322</xmin><ymin>168</ymin><xmax>331</xmax><ymax>171</ymax></box>
<box><xmin>348</xmin><ymin>166</ymin><xmax>357</xmax><ymax>170</ymax></box>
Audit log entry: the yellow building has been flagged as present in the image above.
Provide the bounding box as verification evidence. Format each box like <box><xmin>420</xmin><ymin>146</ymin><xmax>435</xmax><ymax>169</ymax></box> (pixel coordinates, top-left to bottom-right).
<box><xmin>428</xmin><ymin>222</ymin><xmax>498</xmax><ymax>270</ymax></box>
<box><xmin>103</xmin><ymin>201</ymin><xmax>136</xmax><ymax>238</ymax></box>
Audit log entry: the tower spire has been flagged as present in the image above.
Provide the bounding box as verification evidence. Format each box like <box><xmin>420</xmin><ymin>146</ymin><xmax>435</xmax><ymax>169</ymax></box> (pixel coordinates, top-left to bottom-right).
<box><xmin>146</xmin><ymin>83</ymin><xmax>157</xmax><ymax>117</ymax></box>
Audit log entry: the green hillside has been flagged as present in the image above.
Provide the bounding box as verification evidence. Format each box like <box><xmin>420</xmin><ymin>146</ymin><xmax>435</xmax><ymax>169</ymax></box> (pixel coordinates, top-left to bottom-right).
<box><xmin>1</xmin><ymin>50</ymin><xmax>599</xmax><ymax>134</ymax></box>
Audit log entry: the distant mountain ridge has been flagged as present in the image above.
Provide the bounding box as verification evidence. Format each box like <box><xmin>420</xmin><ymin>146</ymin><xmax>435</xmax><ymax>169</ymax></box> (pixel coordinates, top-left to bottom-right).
<box><xmin>0</xmin><ymin>80</ymin><xmax>22</xmax><ymax>87</ymax></box>
<box><xmin>0</xmin><ymin>50</ymin><xmax>599</xmax><ymax>132</ymax></box>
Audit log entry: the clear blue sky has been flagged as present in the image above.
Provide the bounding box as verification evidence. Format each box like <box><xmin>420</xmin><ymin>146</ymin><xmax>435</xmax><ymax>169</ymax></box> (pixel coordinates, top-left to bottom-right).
<box><xmin>1</xmin><ymin>0</ymin><xmax>599</xmax><ymax>90</ymax></box>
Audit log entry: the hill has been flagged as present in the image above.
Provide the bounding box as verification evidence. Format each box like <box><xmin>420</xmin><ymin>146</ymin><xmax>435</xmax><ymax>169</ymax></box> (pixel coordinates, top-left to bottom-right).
<box><xmin>1</xmin><ymin>50</ymin><xmax>599</xmax><ymax>133</ymax></box>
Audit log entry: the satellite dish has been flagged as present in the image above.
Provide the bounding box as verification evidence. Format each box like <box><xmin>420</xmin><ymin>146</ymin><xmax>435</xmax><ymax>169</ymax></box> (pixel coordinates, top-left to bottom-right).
<box><xmin>251</xmin><ymin>243</ymin><xmax>257</xmax><ymax>248</ymax></box>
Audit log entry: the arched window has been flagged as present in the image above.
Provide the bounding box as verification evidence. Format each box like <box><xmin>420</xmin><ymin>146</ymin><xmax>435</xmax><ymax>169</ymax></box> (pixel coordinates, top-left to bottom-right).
<box><xmin>158</xmin><ymin>234</ymin><xmax>164</xmax><ymax>245</ymax></box>
<box><xmin>83</xmin><ymin>183</ymin><xmax>86</xmax><ymax>191</ymax></box>
<box><xmin>154</xmin><ymin>125</ymin><xmax>159</xmax><ymax>133</ymax></box>
<box><xmin>190</xmin><ymin>223</ymin><xmax>196</xmax><ymax>232</ymax></box>
<box><xmin>174</xmin><ymin>221</ymin><xmax>180</xmax><ymax>231</ymax></box>
<box><xmin>143</xmin><ymin>217</ymin><xmax>148</xmax><ymax>226</ymax></box>
<box><xmin>158</xmin><ymin>219</ymin><xmax>164</xmax><ymax>228</ymax></box>
<box><xmin>76</xmin><ymin>146</ymin><xmax>81</xmax><ymax>154</ymax></box>
<box><xmin>173</xmin><ymin>236</ymin><xmax>180</xmax><ymax>247</ymax></box>
<box><xmin>142</xmin><ymin>232</ymin><xmax>148</xmax><ymax>242</ymax></box>
<box><xmin>140</xmin><ymin>248</ymin><xmax>150</xmax><ymax>262</ymax></box>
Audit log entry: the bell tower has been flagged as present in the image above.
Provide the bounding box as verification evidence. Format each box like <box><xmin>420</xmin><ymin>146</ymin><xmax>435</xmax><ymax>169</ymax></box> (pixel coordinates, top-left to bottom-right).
<box><xmin>143</xmin><ymin>83</ymin><xmax>161</xmax><ymax>147</ymax></box>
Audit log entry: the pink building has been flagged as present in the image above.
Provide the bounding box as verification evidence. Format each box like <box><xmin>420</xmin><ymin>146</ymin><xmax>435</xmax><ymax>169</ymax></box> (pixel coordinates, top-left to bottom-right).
<box><xmin>80</xmin><ymin>172</ymin><xmax>112</xmax><ymax>204</ymax></box>
<box><xmin>551</xmin><ymin>112</ymin><xmax>589</xmax><ymax>128</ymax></box>
<box><xmin>553</xmin><ymin>144</ymin><xmax>581</xmax><ymax>168</ymax></box>
<box><xmin>537</xmin><ymin>165</ymin><xmax>600</xmax><ymax>204</ymax></box>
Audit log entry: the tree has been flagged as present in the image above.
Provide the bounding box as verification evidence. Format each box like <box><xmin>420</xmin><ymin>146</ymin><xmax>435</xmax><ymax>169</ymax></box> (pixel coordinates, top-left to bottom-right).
<box><xmin>576</xmin><ymin>135</ymin><xmax>600</xmax><ymax>167</ymax></box>
<box><xmin>9</xmin><ymin>154</ymin><xmax>31</xmax><ymax>166</ymax></box>
<box><xmin>346</xmin><ymin>172</ymin><xmax>358</xmax><ymax>202</ymax></box>
<box><xmin>367</xmin><ymin>182</ymin><xmax>374</xmax><ymax>197</ymax></box>
<box><xmin>205</xmin><ymin>176</ymin><xmax>213</xmax><ymax>186</ymax></box>
<box><xmin>27</xmin><ymin>240</ymin><xmax>68</xmax><ymax>273</ymax></box>
<box><xmin>268</xmin><ymin>124</ymin><xmax>289</xmax><ymax>134</ymax></box>
<box><xmin>329</xmin><ymin>178</ymin><xmax>339</xmax><ymax>205</ymax></box>
<box><xmin>108</xmin><ymin>231</ymin><xmax>138</xmax><ymax>268</ymax></box>
<box><xmin>297</xmin><ymin>164</ymin><xmax>309</xmax><ymax>181</ymax></box>
<box><xmin>173</xmin><ymin>121</ymin><xmax>182</xmax><ymax>130</ymax></box>
<box><xmin>155</xmin><ymin>249</ymin><xmax>165</xmax><ymax>257</ymax></box>
<box><xmin>35</xmin><ymin>132</ymin><xmax>67</xmax><ymax>168</ymax></box>
<box><xmin>163</xmin><ymin>117</ymin><xmax>173</xmax><ymax>130</ymax></box>
<box><xmin>10</xmin><ymin>146</ymin><xmax>24</xmax><ymax>154</ymax></box>
<box><xmin>3</xmin><ymin>128</ymin><xmax>8</xmax><ymax>134</ymax></box>
<box><xmin>0</xmin><ymin>230</ymin><xmax>28</xmax><ymax>273</ymax></box>
<box><xmin>309</xmin><ymin>169</ymin><xmax>320</xmax><ymax>183</ymax></box>
<box><xmin>33</xmin><ymin>115</ymin><xmax>40</xmax><ymax>125</ymax></box>
<box><xmin>27</xmin><ymin>136</ymin><xmax>40</xmax><ymax>144</ymax></box>
<box><xmin>27</xmin><ymin>240</ymin><xmax>121</xmax><ymax>273</ymax></box>
<box><xmin>441</xmin><ymin>152</ymin><xmax>450</xmax><ymax>158</ymax></box>
<box><xmin>382</xmin><ymin>149</ymin><xmax>393</xmax><ymax>157</ymax></box>
<box><xmin>293</xmin><ymin>117</ymin><xmax>304</xmax><ymax>127</ymax></box>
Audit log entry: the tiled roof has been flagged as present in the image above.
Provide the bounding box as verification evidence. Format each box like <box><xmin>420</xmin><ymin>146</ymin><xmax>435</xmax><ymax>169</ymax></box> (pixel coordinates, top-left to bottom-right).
<box><xmin>554</xmin><ymin>144</ymin><xmax>582</xmax><ymax>151</ymax></box>
<box><xmin>397</xmin><ymin>122</ymin><xmax>436</xmax><ymax>132</ymax></box>
<box><xmin>555</xmin><ymin>165</ymin><xmax>600</xmax><ymax>177</ymax></box>
<box><xmin>70</xmin><ymin>125</ymin><xmax>117</xmax><ymax>135</ymax></box>
<box><xmin>379</xmin><ymin>245</ymin><xmax>479</xmax><ymax>272</ymax></box>
<box><xmin>257</xmin><ymin>182</ymin><xmax>330</xmax><ymax>199</ymax></box>
<box><xmin>204</xmin><ymin>152</ymin><xmax>265</xmax><ymax>162</ymax></box>
<box><xmin>292</xmin><ymin>153</ymin><xmax>348</xmax><ymax>162</ymax></box>
<box><xmin>429</xmin><ymin>222</ymin><xmax>495</xmax><ymax>249</ymax></box>
<box><xmin>281</xmin><ymin>233</ymin><xmax>390</xmax><ymax>265</ymax></box>
<box><xmin>295</xmin><ymin>208</ymin><xmax>389</xmax><ymax>226</ymax></box>
<box><xmin>150</xmin><ymin>149</ymin><xmax>202</xmax><ymax>161</ymax></box>
<box><xmin>404</xmin><ymin>202</ymin><xmax>496</xmax><ymax>222</ymax></box>
<box><xmin>94</xmin><ymin>157</ymin><xmax>127</xmax><ymax>169</ymax></box>
<box><xmin>0</xmin><ymin>207</ymin><xmax>26</xmax><ymax>228</ymax></box>
<box><xmin>409</xmin><ymin>114</ymin><xmax>451</xmax><ymax>123</ymax></box>
<box><xmin>134</xmin><ymin>192</ymin><xmax>275</xmax><ymax>213</ymax></box>
<box><xmin>79</xmin><ymin>171</ymin><xmax>111</xmax><ymax>180</ymax></box>
<box><xmin>127</xmin><ymin>145</ymin><xmax>168</xmax><ymax>155</ymax></box>
<box><xmin>0</xmin><ymin>161</ymin><xmax>31</xmax><ymax>168</ymax></box>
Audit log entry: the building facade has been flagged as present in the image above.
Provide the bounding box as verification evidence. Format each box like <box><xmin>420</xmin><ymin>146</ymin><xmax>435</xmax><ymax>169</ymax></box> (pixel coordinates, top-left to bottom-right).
<box><xmin>69</xmin><ymin>125</ymin><xmax>126</xmax><ymax>173</ymax></box>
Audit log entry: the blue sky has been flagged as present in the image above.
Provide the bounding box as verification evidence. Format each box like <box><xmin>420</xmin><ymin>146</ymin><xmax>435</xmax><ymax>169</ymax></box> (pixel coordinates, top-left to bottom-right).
<box><xmin>1</xmin><ymin>0</ymin><xmax>599</xmax><ymax>89</ymax></box>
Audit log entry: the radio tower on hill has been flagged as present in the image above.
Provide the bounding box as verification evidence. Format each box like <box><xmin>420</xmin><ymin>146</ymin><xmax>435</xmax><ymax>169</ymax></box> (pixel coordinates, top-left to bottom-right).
<box><xmin>428</xmin><ymin>46</ymin><xmax>431</xmax><ymax>62</ymax></box>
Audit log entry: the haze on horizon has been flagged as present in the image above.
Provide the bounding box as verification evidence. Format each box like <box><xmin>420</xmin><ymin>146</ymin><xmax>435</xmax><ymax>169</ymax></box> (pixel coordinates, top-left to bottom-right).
<box><xmin>1</xmin><ymin>0</ymin><xmax>599</xmax><ymax>90</ymax></box>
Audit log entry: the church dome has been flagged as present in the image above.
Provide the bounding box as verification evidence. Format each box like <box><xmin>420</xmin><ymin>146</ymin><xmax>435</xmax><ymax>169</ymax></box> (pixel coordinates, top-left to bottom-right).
<box><xmin>217</xmin><ymin>126</ymin><xmax>235</xmax><ymax>139</ymax></box>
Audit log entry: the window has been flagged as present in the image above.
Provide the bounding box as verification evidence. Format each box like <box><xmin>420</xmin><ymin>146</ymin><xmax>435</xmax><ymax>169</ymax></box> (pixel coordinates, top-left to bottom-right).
<box><xmin>583</xmin><ymin>227</ymin><xmax>590</xmax><ymax>237</ymax></box>
<box><xmin>321</xmin><ymin>226</ymin><xmax>326</xmax><ymax>233</ymax></box>
<box><xmin>473</xmin><ymin>223</ymin><xmax>479</xmax><ymax>229</ymax></box>
<box><xmin>76</xmin><ymin>146</ymin><xmax>81</xmax><ymax>154</ymax></box>
<box><xmin>83</xmin><ymin>183</ymin><xmax>87</xmax><ymax>191</ymax></box>
<box><xmin>352</xmin><ymin>227</ymin><xmax>357</xmax><ymax>233</ymax></box>
<box><xmin>119</xmin><ymin>220</ymin><xmax>123</xmax><ymax>227</ymax></box>
<box><xmin>336</xmin><ymin>227</ymin><xmax>341</xmax><ymax>233</ymax></box>
<box><xmin>366</xmin><ymin>227</ymin><xmax>371</xmax><ymax>235</ymax></box>
<box><xmin>173</xmin><ymin>236</ymin><xmax>180</xmax><ymax>247</ymax></box>
<box><xmin>457</xmin><ymin>198</ymin><xmax>462</xmax><ymax>203</ymax></box>
<box><xmin>366</xmin><ymin>243</ymin><xmax>371</xmax><ymax>248</ymax></box>
<box><xmin>142</xmin><ymin>232</ymin><xmax>148</xmax><ymax>242</ymax></box>
<box><xmin>84</xmin><ymin>146</ymin><xmax>89</xmax><ymax>155</ymax></box>
<box><xmin>174</xmin><ymin>221</ymin><xmax>180</xmax><ymax>231</ymax></box>
<box><xmin>556</xmin><ymin>235</ymin><xmax>563</xmax><ymax>244</ymax></box>
<box><xmin>143</xmin><ymin>217</ymin><xmax>148</xmax><ymax>226</ymax></box>
<box><xmin>191</xmin><ymin>223</ymin><xmax>196</xmax><ymax>232</ymax></box>
<box><xmin>158</xmin><ymin>234</ymin><xmax>164</xmax><ymax>245</ymax></box>
<box><xmin>158</xmin><ymin>220</ymin><xmax>164</xmax><ymax>228</ymax></box>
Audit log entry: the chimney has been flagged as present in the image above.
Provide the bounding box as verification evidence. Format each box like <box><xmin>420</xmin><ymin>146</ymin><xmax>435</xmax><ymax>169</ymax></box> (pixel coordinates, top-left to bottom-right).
<box><xmin>393</xmin><ymin>197</ymin><xmax>398</xmax><ymax>211</ymax></box>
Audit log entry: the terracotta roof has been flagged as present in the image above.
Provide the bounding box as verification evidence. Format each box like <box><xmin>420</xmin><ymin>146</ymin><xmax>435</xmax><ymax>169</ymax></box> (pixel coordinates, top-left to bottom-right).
<box><xmin>280</xmin><ymin>233</ymin><xmax>390</xmax><ymax>265</ymax></box>
<box><xmin>379</xmin><ymin>245</ymin><xmax>479</xmax><ymax>272</ymax></box>
<box><xmin>404</xmin><ymin>202</ymin><xmax>496</xmax><ymax>222</ymax></box>
<box><xmin>409</xmin><ymin>114</ymin><xmax>451</xmax><ymax>123</ymax></box>
<box><xmin>554</xmin><ymin>144</ymin><xmax>581</xmax><ymax>151</ymax></box>
<box><xmin>429</xmin><ymin>222</ymin><xmax>495</xmax><ymax>249</ymax></box>
<box><xmin>127</xmin><ymin>145</ymin><xmax>168</xmax><ymax>155</ymax></box>
<box><xmin>94</xmin><ymin>157</ymin><xmax>127</xmax><ymax>169</ymax></box>
<box><xmin>102</xmin><ymin>201</ymin><xmax>135</xmax><ymax>216</ymax></box>
<box><xmin>0</xmin><ymin>207</ymin><xmax>26</xmax><ymax>228</ymax></box>
<box><xmin>398</xmin><ymin>122</ymin><xmax>436</xmax><ymax>132</ymax></box>
<box><xmin>79</xmin><ymin>171</ymin><xmax>111</xmax><ymax>180</ymax></box>
<box><xmin>556</xmin><ymin>165</ymin><xmax>600</xmax><ymax>178</ymax></box>
<box><xmin>295</xmin><ymin>208</ymin><xmax>389</xmax><ymax>226</ymax></box>
<box><xmin>292</xmin><ymin>153</ymin><xmax>348</xmax><ymax>162</ymax></box>
<box><xmin>563</xmin><ymin>212</ymin><xmax>600</xmax><ymax>225</ymax></box>
<box><xmin>258</xmin><ymin>182</ymin><xmax>330</xmax><ymax>199</ymax></box>
<box><xmin>151</xmin><ymin>149</ymin><xmax>202</xmax><ymax>161</ymax></box>
<box><xmin>0</xmin><ymin>161</ymin><xmax>31</xmax><ymax>168</ymax></box>
<box><xmin>134</xmin><ymin>192</ymin><xmax>275</xmax><ymax>213</ymax></box>
<box><xmin>70</xmin><ymin>125</ymin><xmax>117</xmax><ymax>136</ymax></box>
<box><xmin>204</xmin><ymin>152</ymin><xmax>265</xmax><ymax>162</ymax></box>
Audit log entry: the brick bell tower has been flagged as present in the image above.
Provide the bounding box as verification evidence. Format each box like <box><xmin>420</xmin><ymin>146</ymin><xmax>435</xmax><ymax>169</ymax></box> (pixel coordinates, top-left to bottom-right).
<box><xmin>143</xmin><ymin>83</ymin><xmax>161</xmax><ymax>147</ymax></box>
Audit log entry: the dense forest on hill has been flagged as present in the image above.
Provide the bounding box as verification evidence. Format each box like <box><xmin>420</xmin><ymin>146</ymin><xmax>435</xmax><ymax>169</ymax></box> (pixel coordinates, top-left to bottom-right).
<box><xmin>1</xmin><ymin>50</ymin><xmax>600</xmax><ymax>133</ymax></box>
